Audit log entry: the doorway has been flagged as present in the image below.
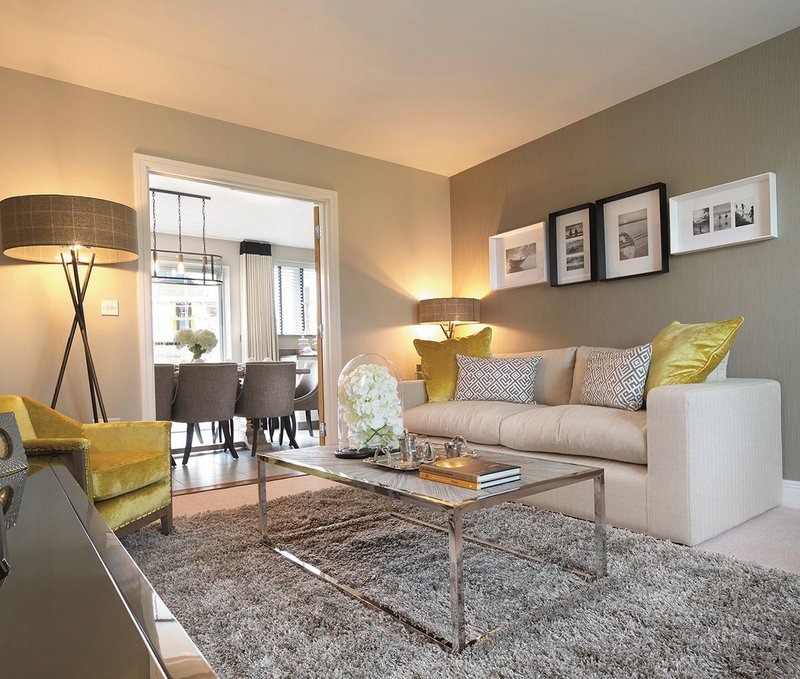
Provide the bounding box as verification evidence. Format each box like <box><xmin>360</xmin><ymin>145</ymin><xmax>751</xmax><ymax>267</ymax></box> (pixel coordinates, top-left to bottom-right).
<box><xmin>133</xmin><ymin>155</ymin><xmax>341</xmax><ymax>488</ymax></box>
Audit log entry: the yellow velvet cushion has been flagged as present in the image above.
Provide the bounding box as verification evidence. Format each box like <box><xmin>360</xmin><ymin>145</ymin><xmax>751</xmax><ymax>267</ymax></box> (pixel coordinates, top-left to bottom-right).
<box><xmin>94</xmin><ymin>479</ymin><xmax>171</xmax><ymax>531</ymax></box>
<box><xmin>413</xmin><ymin>327</ymin><xmax>493</xmax><ymax>402</ymax></box>
<box><xmin>644</xmin><ymin>317</ymin><xmax>744</xmax><ymax>396</ymax></box>
<box><xmin>91</xmin><ymin>449</ymin><xmax>169</xmax><ymax>502</ymax></box>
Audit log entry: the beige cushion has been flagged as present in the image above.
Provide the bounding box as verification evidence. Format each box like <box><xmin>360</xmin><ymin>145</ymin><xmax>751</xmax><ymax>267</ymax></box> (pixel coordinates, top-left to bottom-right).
<box><xmin>499</xmin><ymin>404</ymin><xmax>648</xmax><ymax>464</ymax></box>
<box><xmin>404</xmin><ymin>401</ymin><xmax>538</xmax><ymax>445</ymax></box>
<box><xmin>497</xmin><ymin>347</ymin><xmax>577</xmax><ymax>406</ymax></box>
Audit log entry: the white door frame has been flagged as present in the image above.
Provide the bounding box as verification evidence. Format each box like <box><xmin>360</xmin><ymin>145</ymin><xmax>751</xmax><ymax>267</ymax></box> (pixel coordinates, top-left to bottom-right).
<box><xmin>133</xmin><ymin>153</ymin><xmax>342</xmax><ymax>440</ymax></box>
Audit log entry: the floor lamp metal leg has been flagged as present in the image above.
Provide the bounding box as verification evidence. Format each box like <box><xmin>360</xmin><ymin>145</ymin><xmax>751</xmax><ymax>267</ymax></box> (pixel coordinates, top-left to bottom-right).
<box><xmin>58</xmin><ymin>251</ymin><xmax>108</xmax><ymax>423</ymax></box>
<box><xmin>52</xmin><ymin>258</ymin><xmax>95</xmax><ymax>410</ymax></box>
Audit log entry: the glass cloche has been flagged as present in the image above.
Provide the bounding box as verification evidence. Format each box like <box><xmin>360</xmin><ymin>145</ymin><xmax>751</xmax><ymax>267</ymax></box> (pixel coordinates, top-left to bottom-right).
<box><xmin>336</xmin><ymin>353</ymin><xmax>404</xmax><ymax>458</ymax></box>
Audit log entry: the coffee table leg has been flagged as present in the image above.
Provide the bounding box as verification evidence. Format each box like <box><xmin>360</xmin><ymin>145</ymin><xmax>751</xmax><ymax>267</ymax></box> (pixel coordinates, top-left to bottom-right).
<box><xmin>448</xmin><ymin>507</ymin><xmax>465</xmax><ymax>651</ymax></box>
<box><xmin>594</xmin><ymin>474</ymin><xmax>607</xmax><ymax>578</ymax></box>
<box><xmin>258</xmin><ymin>456</ymin><xmax>268</xmax><ymax>544</ymax></box>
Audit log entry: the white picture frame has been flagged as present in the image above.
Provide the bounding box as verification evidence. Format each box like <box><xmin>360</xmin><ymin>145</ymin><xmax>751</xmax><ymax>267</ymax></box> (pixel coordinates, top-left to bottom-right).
<box><xmin>669</xmin><ymin>172</ymin><xmax>777</xmax><ymax>255</ymax></box>
<box><xmin>489</xmin><ymin>222</ymin><xmax>548</xmax><ymax>290</ymax></box>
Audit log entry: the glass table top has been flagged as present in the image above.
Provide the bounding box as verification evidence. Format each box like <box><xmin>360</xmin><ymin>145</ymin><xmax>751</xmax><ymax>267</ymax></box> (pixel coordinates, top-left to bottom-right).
<box><xmin>259</xmin><ymin>445</ymin><xmax>601</xmax><ymax>510</ymax></box>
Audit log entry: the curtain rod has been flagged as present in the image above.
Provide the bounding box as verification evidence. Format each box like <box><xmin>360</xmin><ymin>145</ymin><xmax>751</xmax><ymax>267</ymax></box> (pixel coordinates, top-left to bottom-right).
<box><xmin>150</xmin><ymin>188</ymin><xmax>212</xmax><ymax>201</ymax></box>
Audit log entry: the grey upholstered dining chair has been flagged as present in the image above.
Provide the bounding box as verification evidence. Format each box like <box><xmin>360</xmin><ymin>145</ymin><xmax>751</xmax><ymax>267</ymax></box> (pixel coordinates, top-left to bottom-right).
<box><xmin>235</xmin><ymin>362</ymin><xmax>299</xmax><ymax>456</ymax></box>
<box><xmin>276</xmin><ymin>367</ymin><xmax>319</xmax><ymax>443</ymax></box>
<box><xmin>292</xmin><ymin>368</ymin><xmax>319</xmax><ymax>436</ymax></box>
<box><xmin>171</xmin><ymin>362</ymin><xmax>239</xmax><ymax>465</ymax></box>
<box><xmin>154</xmin><ymin>364</ymin><xmax>176</xmax><ymax>422</ymax></box>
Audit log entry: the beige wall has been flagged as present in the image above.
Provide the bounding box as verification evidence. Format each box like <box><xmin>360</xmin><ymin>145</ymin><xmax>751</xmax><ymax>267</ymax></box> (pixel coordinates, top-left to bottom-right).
<box><xmin>450</xmin><ymin>29</ymin><xmax>800</xmax><ymax>480</ymax></box>
<box><xmin>0</xmin><ymin>67</ymin><xmax>451</xmax><ymax>423</ymax></box>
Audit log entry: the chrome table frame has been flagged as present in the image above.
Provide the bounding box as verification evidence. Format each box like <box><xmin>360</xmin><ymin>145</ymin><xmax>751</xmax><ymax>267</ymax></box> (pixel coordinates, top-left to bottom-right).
<box><xmin>258</xmin><ymin>450</ymin><xmax>606</xmax><ymax>652</ymax></box>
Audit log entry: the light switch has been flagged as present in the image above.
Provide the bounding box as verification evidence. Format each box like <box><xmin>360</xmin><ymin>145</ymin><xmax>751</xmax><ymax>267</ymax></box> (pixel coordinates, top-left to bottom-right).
<box><xmin>101</xmin><ymin>300</ymin><xmax>119</xmax><ymax>316</ymax></box>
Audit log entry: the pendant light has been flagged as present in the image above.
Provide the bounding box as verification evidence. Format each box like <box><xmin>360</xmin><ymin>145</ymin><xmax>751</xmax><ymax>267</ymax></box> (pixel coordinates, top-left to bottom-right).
<box><xmin>150</xmin><ymin>187</ymin><xmax>222</xmax><ymax>286</ymax></box>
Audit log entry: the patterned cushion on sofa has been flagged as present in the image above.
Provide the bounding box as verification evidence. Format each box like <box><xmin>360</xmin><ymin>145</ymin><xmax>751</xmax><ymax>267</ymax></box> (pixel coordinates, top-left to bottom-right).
<box><xmin>579</xmin><ymin>344</ymin><xmax>652</xmax><ymax>411</ymax></box>
<box><xmin>454</xmin><ymin>354</ymin><xmax>541</xmax><ymax>404</ymax></box>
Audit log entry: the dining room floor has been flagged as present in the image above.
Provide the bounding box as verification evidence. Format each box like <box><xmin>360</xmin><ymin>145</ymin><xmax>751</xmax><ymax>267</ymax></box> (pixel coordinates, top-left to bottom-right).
<box><xmin>170</xmin><ymin>419</ymin><xmax>318</xmax><ymax>494</ymax></box>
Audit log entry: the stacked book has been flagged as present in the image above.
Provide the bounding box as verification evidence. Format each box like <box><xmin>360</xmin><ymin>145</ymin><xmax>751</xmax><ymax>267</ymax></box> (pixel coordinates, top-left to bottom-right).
<box><xmin>418</xmin><ymin>457</ymin><xmax>521</xmax><ymax>490</ymax></box>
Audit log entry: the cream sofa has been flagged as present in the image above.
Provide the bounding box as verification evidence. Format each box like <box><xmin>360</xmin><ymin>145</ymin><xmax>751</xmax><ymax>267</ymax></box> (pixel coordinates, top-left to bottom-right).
<box><xmin>401</xmin><ymin>347</ymin><xmax>782</xmax><ymax>546</ymax></box>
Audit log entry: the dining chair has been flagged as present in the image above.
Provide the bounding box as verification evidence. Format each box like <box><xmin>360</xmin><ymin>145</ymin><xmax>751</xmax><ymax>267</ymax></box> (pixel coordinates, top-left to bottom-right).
<box><xmin>235</xmin><ymin>362</ymin><xmax>298</xmax><ymax>456</ymax></box>
<box><xmin>277</xmin><ymin>367</ymin><xmax>319</xmax><ymax>442</ymax></box>
<box><xmin>172</xmin><ymin>363</ymin><xmax>239</xmax><ymax>465</ymax></box>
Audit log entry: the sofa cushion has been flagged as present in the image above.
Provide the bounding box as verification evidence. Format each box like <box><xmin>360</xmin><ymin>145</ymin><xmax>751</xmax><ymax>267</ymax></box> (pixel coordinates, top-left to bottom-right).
<box><xmin>496</xmin><ymin>347</ymin><xmax>577</xmax><ymax>406</ymax></box>
<box><xmin>644</xmin><ymin>317</ymin><xmax>743</xmax><ymax>396</ymax></box>
<box><xmin>413</xmin><ymin>327</ymin><xmax>493</xmax><ymax>402</ymax></box>
<box><xmin>579</xmin><ymin>344</ymin><xmax>652</xmax><ymax>411</ymax></box>
<box><xmin>569</xmin><ymin>346</ymin><xmax>617</xmax><ymax>404</ymax></box>
<box><xmin>454</xmin><ymin>355</ymin><xmax>541</xmax><ymax>404</ymax></box>
<box><xmin>404</xmin><ymin>401</ymin><xmax>539</xmax><ymax>445</ymax></box>
<box><xmin>499</xmin><ymin>404</ymin><xmax>648</xmax><ymax>464</ymax></box>
<box><xmin>91</xmin><ymin>449</ymin><xmax>168</xmax><ymax>502</ymax></box>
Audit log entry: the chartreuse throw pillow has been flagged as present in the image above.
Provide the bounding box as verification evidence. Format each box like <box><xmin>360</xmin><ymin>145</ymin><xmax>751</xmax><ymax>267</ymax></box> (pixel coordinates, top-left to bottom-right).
<box><xmin>413</xmin><ymin>327</ymin><xmax>492</xmax><ymax>402</ymax></box>
<box><xmin>644</xmin><ymin>316</ymin><xmax>744</xmax><ymax>397</ymax></box>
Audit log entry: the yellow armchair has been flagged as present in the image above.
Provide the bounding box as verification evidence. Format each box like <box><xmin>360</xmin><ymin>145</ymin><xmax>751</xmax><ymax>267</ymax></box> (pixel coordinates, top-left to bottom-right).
<box><xmin>0</xmin><ymin>395</ymin><xmax>173</xmax><ymax>536</ymax></box>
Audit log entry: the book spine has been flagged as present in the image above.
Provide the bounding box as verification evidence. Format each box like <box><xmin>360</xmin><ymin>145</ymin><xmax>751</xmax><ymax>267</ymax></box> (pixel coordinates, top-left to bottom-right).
<box><xmin>419</xmin><ymin>471</ymin><xmax>483</xmax><ymax>490</ymax></box>
<box><xmin>418</xmin><ymin>465</ymin><xmax>520</xmax><ymax>483</ymax></box>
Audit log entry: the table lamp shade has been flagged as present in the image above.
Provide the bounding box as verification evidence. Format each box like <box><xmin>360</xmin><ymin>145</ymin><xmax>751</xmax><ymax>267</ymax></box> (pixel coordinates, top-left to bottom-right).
<box><xmin>0</xmin><ymin>195</ymin><xmax>138</xmax><ymax>264</ymax></box>
<box><xmin>418</xmin><ymin>297</ymin><xmax>480</xmax><ymax>325</ymax></box>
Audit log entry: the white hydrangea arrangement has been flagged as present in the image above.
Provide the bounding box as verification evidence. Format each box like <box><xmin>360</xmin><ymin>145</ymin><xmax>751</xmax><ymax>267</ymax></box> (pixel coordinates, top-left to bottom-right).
<box><xmin>174</xmin><ymin>328</ymin><xmax>218</xmax><ymax>361</ymax></box>
<box><xmin>338</xmin><ymin>363</ymin><xmax>404</xmax><ymax>450</ymax></box>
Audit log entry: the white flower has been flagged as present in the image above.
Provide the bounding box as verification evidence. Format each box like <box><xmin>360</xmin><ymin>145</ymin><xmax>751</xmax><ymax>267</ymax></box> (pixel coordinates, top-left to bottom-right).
<box><xmin>338</xmin><ymin>363</ymin><xmax>403</xmax><ymax>450</ymax></box>
<box><xmin>174</xmin><ymin>328</ymin><xmax>196</xmax><ymax>348</ymax></box>
<box><xmin>194</xmin><ymin>329</ymin><xmax>218</xmax><ymax>351</ymax></box>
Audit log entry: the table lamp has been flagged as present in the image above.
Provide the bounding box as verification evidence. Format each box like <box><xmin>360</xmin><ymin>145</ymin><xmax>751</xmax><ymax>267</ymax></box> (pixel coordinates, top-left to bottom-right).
<box><xmin>0</xmin><ymin>195</ymin><xmax>138</xmax><ymax>422</ymax></box>
<box><xmin>418</xmin><ymin>297</ymin><xmax>481</xmax><ymax>339</ymax></box>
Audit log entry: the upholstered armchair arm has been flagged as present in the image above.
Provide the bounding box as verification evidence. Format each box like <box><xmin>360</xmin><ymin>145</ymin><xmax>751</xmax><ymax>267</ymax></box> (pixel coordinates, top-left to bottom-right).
<box><xmin>646</xmin><ymin>378</ymin><xmax>782</xmax><ymax>545</ymax></box>
<box><xmin>22</xmin><ymin>437</ymin><xmax>90</xmax><ymax>493</ymax></box>
<box><xmin>21</xmin><ymin>397</ymin><xmax>82</xmax><ymax>438</ymax></box>
<box><xmin>81</xmin><ymin>421</ymin><xmax>171</xmax><ymax>457</ymax></box>
<box><xmin>399</xmin><ymin>380</ymin><xmax>428</xmax><ymax>410</ymax></box>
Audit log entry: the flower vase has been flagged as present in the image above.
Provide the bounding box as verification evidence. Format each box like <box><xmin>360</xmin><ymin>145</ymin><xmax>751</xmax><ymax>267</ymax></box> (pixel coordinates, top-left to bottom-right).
<box><xmin>191</xmin><ymin>356</ymin><xmax>206</xmax><ymax>363</ymax></box>
<box><xmin>336</xmin><ymin>353</ymin><xmax>404</xmax><ymax>458</ymax></box>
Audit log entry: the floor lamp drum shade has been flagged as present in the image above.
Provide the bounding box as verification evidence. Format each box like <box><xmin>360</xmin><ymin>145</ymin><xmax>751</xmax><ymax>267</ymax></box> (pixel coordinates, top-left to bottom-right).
<box><xmin>418</xmin><ymin>297</ymin><xmax>481</xmax><ymax>339</ymax></box>
<box><xmin>0</xmin><ymin>195</ymin><xmax>138</xmax><ymax>264</ymax></box>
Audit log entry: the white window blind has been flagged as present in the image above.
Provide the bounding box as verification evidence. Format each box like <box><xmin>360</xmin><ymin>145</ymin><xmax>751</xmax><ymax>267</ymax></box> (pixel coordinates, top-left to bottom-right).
<box><xmin>273</xmin><ymin>264</ymin><xmax>317</xmax><ymax>335</ymax></box>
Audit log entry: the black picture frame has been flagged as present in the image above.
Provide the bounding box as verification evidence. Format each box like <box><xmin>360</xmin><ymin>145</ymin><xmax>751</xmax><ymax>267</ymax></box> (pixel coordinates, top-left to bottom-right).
<box><xmin>547</xmin><ymin>203</ymin><xmax>597</xmax><ymax>287</ymax></box>
<box><xmin>596</xmin><ymin>182</ymin><xmax>669</xmax><ymax>281</ymax></box>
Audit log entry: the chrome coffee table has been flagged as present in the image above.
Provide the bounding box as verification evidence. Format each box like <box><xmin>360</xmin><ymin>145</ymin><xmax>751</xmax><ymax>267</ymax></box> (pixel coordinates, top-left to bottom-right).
<box><xmin>257</xmin><ymin>445</ymin><xmax>606</xmax><ymax>652</ymax></box>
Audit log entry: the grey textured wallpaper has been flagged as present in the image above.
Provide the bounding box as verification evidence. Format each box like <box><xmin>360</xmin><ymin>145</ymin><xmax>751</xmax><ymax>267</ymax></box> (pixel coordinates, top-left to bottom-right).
<box><xmin>450</xmin><ymin>29</ymin><xmax>800</xmax><ymax>480</ymax></box>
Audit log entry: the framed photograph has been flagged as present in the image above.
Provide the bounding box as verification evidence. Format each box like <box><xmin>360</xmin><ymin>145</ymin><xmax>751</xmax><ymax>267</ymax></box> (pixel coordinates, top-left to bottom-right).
<box><xmin>489</xmin><ymin>221</ymin><xmax>548</xmax><ymax>290</ymax></box>
<box><xmin>596</xmin><ymin>183</ymin><xmax>669</xmax><ymax>281</ymax></box>
<box><xmin>547</xmin><ymin>203</ymin><xmax>596</xmax><ymax>286</ymax></box>
<box><xmin>669</xmin><ymin>172</ymin><xmax>777</xmax><ymax>255</ymax></box>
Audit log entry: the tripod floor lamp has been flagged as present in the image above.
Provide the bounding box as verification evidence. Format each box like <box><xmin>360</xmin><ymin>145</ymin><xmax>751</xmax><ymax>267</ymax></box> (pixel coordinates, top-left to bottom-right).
<box><xmin>0</xmin><ymin>195</ymin><xmax>139</xmax><ymax>423</ymax></box>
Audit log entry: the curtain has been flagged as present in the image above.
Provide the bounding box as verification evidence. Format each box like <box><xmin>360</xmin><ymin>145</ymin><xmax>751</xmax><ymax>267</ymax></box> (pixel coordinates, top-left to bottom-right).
<box><xmin>240</xmin><ymin>241</ymin><xmax>279</xmax><ymax>361</ymax></box>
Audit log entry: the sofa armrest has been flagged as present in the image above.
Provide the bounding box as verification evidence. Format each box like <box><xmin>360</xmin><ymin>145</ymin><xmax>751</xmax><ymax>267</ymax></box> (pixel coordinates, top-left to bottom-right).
<box><xmin>23</xmin><ymin>438</ymin><xmax>90</xmax><ymax>493</ymax></box>
<box><xmin>400</xmin><ymin>380</ymin><xmax>428</xmax><ymax>410</ymax></box>
<box><xmin>81</xmin><ymin>421</ymin><xmax>171</xmax><ymax>456</ymax></box>
<box><xmin>646</xmin><ymin>379</ymin><xmax>782</xmax><ymax>545</ymax></box>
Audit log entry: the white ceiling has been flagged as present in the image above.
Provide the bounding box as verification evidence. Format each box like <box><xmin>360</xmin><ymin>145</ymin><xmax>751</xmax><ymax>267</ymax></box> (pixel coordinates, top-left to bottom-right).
<box><xmin>1</xmin><ymin>1</ymin><xmax>799</xmax><ymax>176</ymax></box>
<box><xmin>148</xmin><ymin>175</ymin><xmax>315</xmax><ymax>249</ymax></box>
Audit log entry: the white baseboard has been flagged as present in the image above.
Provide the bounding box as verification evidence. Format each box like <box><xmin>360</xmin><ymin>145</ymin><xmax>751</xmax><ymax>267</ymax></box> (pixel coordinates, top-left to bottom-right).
<box><xmin>783</xmin><ymin>479</ymin><xmax>800</xmax><ymax>509</ymax></box>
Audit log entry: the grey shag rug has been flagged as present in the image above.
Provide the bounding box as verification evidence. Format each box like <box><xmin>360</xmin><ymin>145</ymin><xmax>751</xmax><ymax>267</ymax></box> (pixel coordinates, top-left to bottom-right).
<box><xmin>123</xmin><ymin>487</ymin><xmax>800</xmax><ymax>678</ymax></box>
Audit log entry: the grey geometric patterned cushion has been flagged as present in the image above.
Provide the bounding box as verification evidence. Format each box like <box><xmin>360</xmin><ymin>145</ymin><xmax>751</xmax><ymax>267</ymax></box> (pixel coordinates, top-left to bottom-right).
<box><xmin>579</xmin><ymin>344</ymin><xmax>653</xmax><ymax>411</ymax></box>
<box><xmin>454</xmin><ymin>354</ymin><xmax>542</xmax><ymax>404</ymax></box>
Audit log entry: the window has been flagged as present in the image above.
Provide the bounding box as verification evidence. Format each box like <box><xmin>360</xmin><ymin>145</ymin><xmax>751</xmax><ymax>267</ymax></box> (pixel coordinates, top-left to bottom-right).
<box><xmin>274</xmin><ymin>263</ymin><xmax>317</xmax><ymax>335</ymax></box>
<box><xmin>151</xmin><ymin>261</ymin><xmax>229</xmax><ymax>363</ymax></box>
